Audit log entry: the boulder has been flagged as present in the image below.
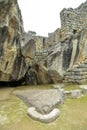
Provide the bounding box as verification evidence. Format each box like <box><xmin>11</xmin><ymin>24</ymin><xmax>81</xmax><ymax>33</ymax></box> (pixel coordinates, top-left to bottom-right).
<box><xmin>27</xmin><ymin>107</ymin><xmax>60</xmax><ymax>123</ymax></box>
<box><xmin>80</xmin><ymin>85</ymin><xmax>87</xmax><ymax>94</ymax></box>
<box><xmin>21</xmin><ymin>39</ymin><xmax>36</xmax><ymax>60</ymax></box>
<box><xmin>48</xmin><ymin>69</ymin><xmax>62</xmax><ymax>83</ymax></box>
<box><xmin>25</xmin><ymin>64</ymin><xmax>62</xmax><ymax>85</ymax></box>
<box><xmin>70</xmin><ymin>90</ymin><xmax>82</xmax><ymax>98</ymax></box>
<box><xmin>14</xmin><ymin>89</ymin><xmax>64</xmax><ymax>114</ymax></box>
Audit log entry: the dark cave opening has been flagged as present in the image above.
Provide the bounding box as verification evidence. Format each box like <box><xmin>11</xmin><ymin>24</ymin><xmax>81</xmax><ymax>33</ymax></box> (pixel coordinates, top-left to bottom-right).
<box><xmin>0</xmin><ymin>77</ymin><xmax>25</xmax><ymax>87</ymax></box>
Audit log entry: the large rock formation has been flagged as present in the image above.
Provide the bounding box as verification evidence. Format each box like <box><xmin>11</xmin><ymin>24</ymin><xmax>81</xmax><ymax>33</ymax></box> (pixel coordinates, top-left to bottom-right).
<box><xmin>25</xmin><ymin>63</ymin><xmax>62</xmax><ymax>85</ymax></box>
<box><xmin>0</xmin><ymin>0</ymin><xmax>26</xmax><ymax>82</ymax></box>
<box><xmin>0</xmin><ymin>0</ymin><xmax>37</xmax><ymax>84</ymax></box>
<box><xmin>1</xmin><ymin>0</ymin><xmax>87</xmax><ymax>85</ymax></box>
<box><xmin>15</xmin><ymin>89</ymin><xmax>64</xmax><ymax>114</ymax></box>
<box><xmin>20</xmin><ymin>0</ymin><xmax>87</xmax><ymax>82</ymax></box>
<box><xmin>14</xmin><ymin>89</ymin><xmax>64</xmax><ymax>123</ymax></box>
<box><xmin>0</xmin><ymin>1</ymin><xmax>35</xmax><ymax>85</ymax></box>
<box><xmin>41</xmin><ymin>1</ymin><xmax>87</xmax><ymax>80</ymax></box>
<box><xmin>47</xmin><ymin>39</ymin><xmax>72</xmax><ymax>76</ymax></box>
<box><xmin>0</xmin><ymin>0</ymin><xmax>61</xmax><ymax>85</ymax></box>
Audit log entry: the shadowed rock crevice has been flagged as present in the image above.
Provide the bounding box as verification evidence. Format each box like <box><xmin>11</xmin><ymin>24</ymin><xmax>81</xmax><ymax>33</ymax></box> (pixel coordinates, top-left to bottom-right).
<box><xmin>0</xmin><ymin>77</ymin><xmax>25</xmax><ymax>87</ymax></box>
<box><xmin>25</xmin><ymin>64</ymin><xmax>62</xmax><ymax>85</ymax></box>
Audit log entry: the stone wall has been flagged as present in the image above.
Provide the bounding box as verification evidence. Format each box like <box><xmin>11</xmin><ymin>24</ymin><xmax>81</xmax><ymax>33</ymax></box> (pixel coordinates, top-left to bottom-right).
<box><xmin>22</xmin><ymin>31</ymin><xmax>36</xmax><ymax>46</ymax></box>
<box><xmin>44</xmin><ymin>28</ymin><xmax>61</xmax><ymax>47</ymax></box>
<box><xmin>34</xmin><ymin>36</ymin><xmax>46</xmax><ymax>52</ymax></box>
<box><xmin>44</xmin><ymin>1</ymin><xmax>87</xmax><ymax>47</ymax></box>
<box><xmin>60</xmin><ymin>1</ymin><xmax>87</xmax><ymax>39</ymax></box>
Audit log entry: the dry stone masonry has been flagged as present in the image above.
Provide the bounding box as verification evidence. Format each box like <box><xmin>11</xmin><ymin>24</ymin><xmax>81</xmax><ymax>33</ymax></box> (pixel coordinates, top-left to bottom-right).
<box><xmin>60</xmin><ymin>1</ymin><xmax>87</xmax><ymax>39</ymax></box>
<box><xmin>20</xmin><ymin>0</ymin><xmax>87</xmax><ymax>84</ymax></box>
<box><xmin>63</xmin><ymin>58</ymin><xmax>87</xmax><ymax>84</ymax></box>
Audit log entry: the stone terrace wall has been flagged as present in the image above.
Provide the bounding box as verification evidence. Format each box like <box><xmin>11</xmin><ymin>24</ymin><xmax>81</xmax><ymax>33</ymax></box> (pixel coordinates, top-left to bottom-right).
<box><xmin>44</xmin><ymin>28</ymin><xmax>61</xmax><ymax>47</ymax></box>
<box><xmin>60</xmin><ymin>1</ymin><xmax>87</xmax><ymax>39</ymax></box>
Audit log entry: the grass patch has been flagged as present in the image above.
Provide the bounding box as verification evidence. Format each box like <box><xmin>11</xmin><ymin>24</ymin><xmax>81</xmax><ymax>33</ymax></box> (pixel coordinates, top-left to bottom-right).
<box><xmin>63</xmin><ymin>83</ymin><xmax>80</xmax><ymax>91</ymax></box>
<box><xmin>0</xmin><ymin>84</ymin><xmax>87</xmax><ymax>130</ymax></box>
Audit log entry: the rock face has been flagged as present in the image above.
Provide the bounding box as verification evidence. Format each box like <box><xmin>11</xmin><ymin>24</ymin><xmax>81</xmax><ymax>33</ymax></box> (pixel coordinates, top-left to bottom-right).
<box><xmin>33</xmin><ymin>2</ymin><xmax>87</xmax><ymax>77</ymax></box>
<box><xmin>0</xmin><ymin>0</ymin><xmax>27</xmax><ymax>81</ymax></box>
<box><xmin>41</xmin><ymin>1</ymin><xmax>87</xmax><ymax>82</ymax></box>
<box><xmin>25</xmin><ymin>64</ymin><xmax>62</xmax><ymax>85</ymax></box>
<box><xmin>14</xmin><ymin>81</ymin><xmax>64</xmax><ymax>123</ymax></box>
<box><xmin>0</xmin><ymin>0</ymin><xmax>63</xmax><ymax>85</ymax></box>
<box><xmin>0</xmin><ymin>0</ymin><xmax>37</xmax><ymax>84</ymax></box>
<box><xmin>47</xmin><ymin>40</ymin><xmax>72</xmax><ymax>76</ymax></box>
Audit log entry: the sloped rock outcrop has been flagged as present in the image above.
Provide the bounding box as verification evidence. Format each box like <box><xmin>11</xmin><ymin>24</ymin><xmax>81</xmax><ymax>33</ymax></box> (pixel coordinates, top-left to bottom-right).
<box><xmin>43</xmin><ymin>1</ymin><xmax>87</xmax><ymax>82</ymax></box>
<box><xmin>14</xmin><ymin>89</ymin><xmax>64</xmax><ymax>123</ymax></box>
<box><xmin>0</xmin><ymin>0</ymin><xmax>37</xmax><ymax>84</ymax></box>
<box><xmin>14</xmin><ymin>89</ymin><xmax>64</xmax><ymax>114</ymax></box>
<box><xmin>63</xmin><ymin>28</ymin><xmax>87</xmax><ymax>83</ymax></box>
<box><xmin>0</xmin><ymin>0</ymin><xmax>26</xmax><ymax>81</ymax></box>
<box><xmin>0</xmin><ymin>0</ymin><xmax>63</xmax><ymax>85</ymax></box>
<box><xmin>46</xmin><ymin>27</ymin><xmax>87</xmax><ymax>80</ymax></box>
<box><xmin>47</xmin><ymin>37</ymin><xmax>73</xmax><ymax>76</ymax></box>
<box><xmin>25</xmin><ymin>63</ymin><xmax>62</xmax><ymax>85</ymax></box>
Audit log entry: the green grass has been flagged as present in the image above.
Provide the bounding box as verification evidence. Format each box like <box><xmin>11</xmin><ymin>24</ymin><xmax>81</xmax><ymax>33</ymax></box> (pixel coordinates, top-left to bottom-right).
<box><xmin>0</xmin><ymin>84</ymin><xmax>87</xmax><ymax>130</ymax></box>
<box><xmin>63</xmin><ymin>83</ymin><xmax>80</xmax><ymax>91</ymax></box>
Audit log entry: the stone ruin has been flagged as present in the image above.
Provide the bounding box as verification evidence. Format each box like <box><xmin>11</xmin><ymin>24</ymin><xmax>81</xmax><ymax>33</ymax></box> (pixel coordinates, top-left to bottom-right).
<box><xmin>1</xmin><ymin>0</ymin><xmax>87</xmax><ymax>85</ymax></box>
<box><xmin>29</xmin><ymin>1</ymin><xmax>87</xmax><ymax>60</ymax></box>
<box><xmin>24</xmin><ymin>0</ymin><xmax>87</xmax><ymax>84</ymax></box>
<box><xmin>45</xmin><ymin>0</ymin><xmax>87</xmax><ymax>45</ymax></box>
<box><xmin>1</xmin><ymin>0</ymin><xmax>87</xmax><ymax>124</ymax></box>
<box><xmin>60</xmin><ymin>1</ymin><xmax>87</xmax><ymax>39</ymax></box>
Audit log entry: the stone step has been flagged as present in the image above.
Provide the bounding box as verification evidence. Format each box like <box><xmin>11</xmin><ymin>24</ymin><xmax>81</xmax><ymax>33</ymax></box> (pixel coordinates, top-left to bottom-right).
<box><xmin>77</xmin><ymin>64</ymin><xmax>87</xmax><ymax>68</ymax></box>
<box><xmin>68</xmin><ymin>68</ymin><xmax>87</xmax><ymax>72</ymax></box>
<box><xmin>64</xmin><ymin>74</ymin><xmax>87</xmax><ymax>79</ymax></box>
<box><xmin>63</xmin><ymin>57</ymin><xmax>87</xmax><ymax>83</ymax></box>
<box><xmin>63</xmin><ymin>79</ymin><xmax>87</xmax><ymax>84</ymax></box>
<box><xmin>65</xmin><ymin>71</ymin><xmax>87</xmax><ymax>75</ymax></box>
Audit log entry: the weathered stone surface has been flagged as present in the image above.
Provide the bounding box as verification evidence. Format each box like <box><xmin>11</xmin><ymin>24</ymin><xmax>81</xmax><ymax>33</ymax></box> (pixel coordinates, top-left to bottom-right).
<box><xmin>48</xmin><ymin>69</ymin><xmax>62</xmax><ymax>83</ymax></box>
<box><xmin>63</xmin><ymin>58</ymin><xmax>87</xmax><ymax>83</ymax></box>
<box><xmin>1</xmin><ymin>0</ymin><xmax>87</xmax><ymax>85</ymax></box>
<box><xmin>22</xmin><ymin>39</ymin><xmax>36</xmax><ymax>59</ymax></box>
<box><xmin>80</xmin><ymin>85</ymin><xmax>87</xmax><ymax>94</ymax></box>
<box><xmin>22</xmin><ymin>31</ymin><xmax>36</xmax><ymax>47</ymax></box>
<box><xmin>47</xmin><ymin>38</ymin><xmax>72</xmax><ymax>76</ymax></box>
<box><xmin>14</xmin><ymin>89</ymin><xmax>64</xmax><ymax>114</ymax></box>
<box><xmin>37</xmin><ymin>1</ymin><xmax>87</xmax><ymax>83</ymax></box>
<box><xmin>0</xmin><ymin>0</ymin><xmax>27</xmax><ymax>82</ymax></box>
<box><xmin>53</xmin><ymin>84</ymin><xmax>64</xmax><ymax>89</ymax></box>
<box><xmin>70</xmin><ymin>90</ymin><xmax>82</xmax><ymax>98</ymax></box>
<box><xmin>25</xmin><ymin>64</ymin><xmax>62</xmax><ymax>85</ymax></box>
<box><xmin>64</xmin><ymin>89</ymin><xmax>83</xmax><ymax>98</ymax></box>
<box><xmin>27</xmin><ymin>107</ymin><xmax>60</xmax><ymax>123</ymax></box>
<box><xmin>0</xmin><ymin>0</ymin><xmax>36</xmax><ymax>83</ymax></box>
<box><xmin>60</xmin><ymin>1</ymin><xmax>87</xmax><ymax>39</ymax></box>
